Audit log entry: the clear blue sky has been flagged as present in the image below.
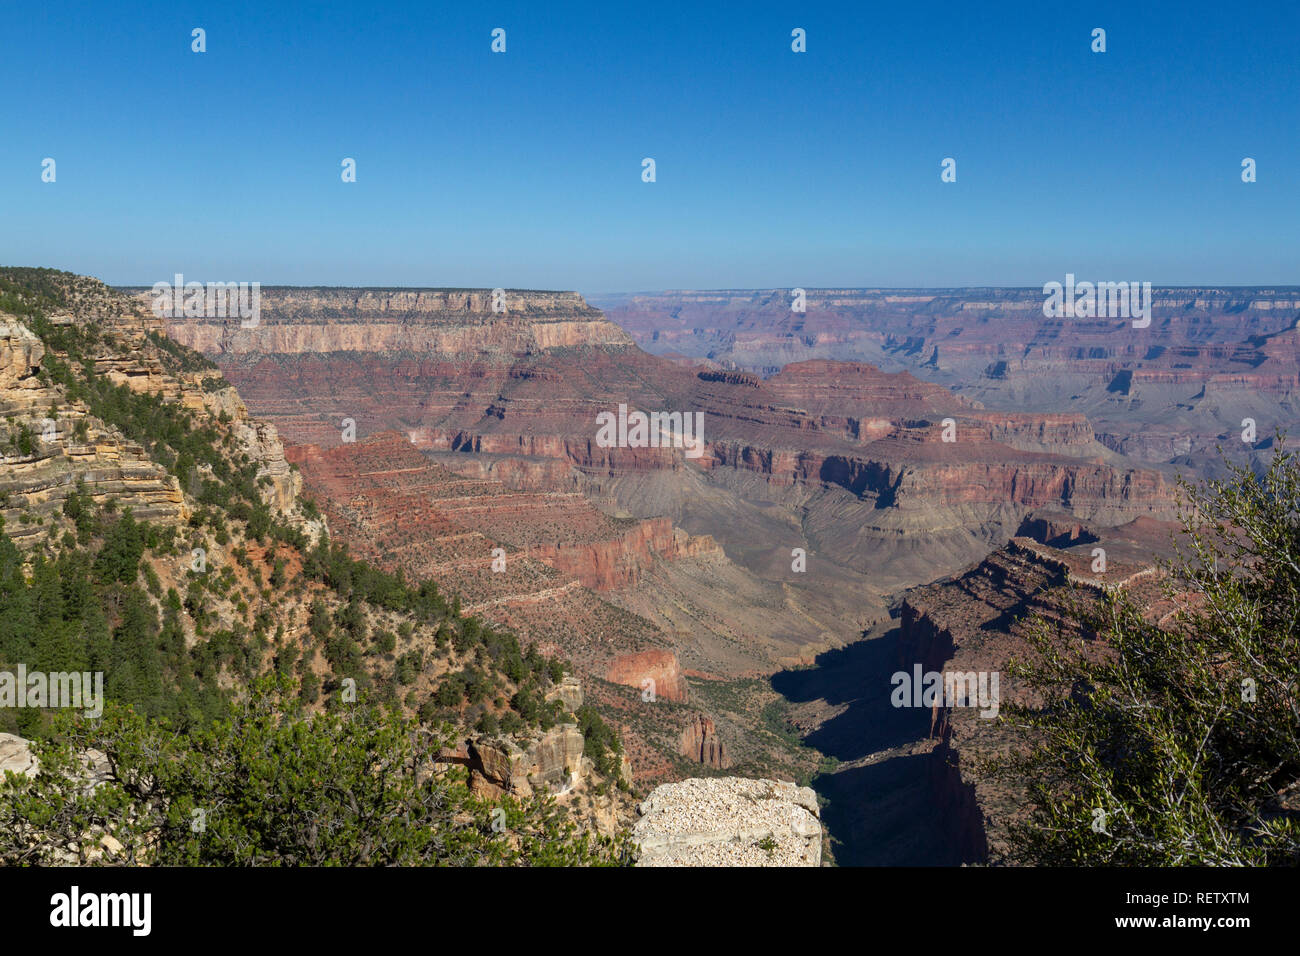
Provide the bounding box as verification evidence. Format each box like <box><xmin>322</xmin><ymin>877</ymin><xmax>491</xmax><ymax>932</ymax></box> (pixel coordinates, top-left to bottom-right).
<box><xmin>2</xmin><ymin>0</ymin><xmax>1297</xmax><ymax>292</ymax></box>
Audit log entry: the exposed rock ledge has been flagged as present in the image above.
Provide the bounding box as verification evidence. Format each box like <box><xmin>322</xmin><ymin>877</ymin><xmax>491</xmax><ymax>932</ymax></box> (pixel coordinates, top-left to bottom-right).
<box><xmin>632</xmin><ymin>777</ymin><xmax>822</xmax><ymax>867</ymax></box>
<box><xmin>0</xmin><ymin>732</ymin><xmax>39</xmax><ymax>778</ymax></box>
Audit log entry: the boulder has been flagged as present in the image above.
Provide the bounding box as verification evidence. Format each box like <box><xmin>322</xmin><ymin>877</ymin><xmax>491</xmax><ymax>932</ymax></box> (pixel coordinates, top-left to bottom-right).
<box><xmin>468</xmin><ymin>723</ymin><xmax>584</xmax><ymax>798</ymax></box>
<box><xmin>0</xmin><ymin>732</ymin><xmax>38</xmax><ymax>778</ymax></box>
<box><xmin>632</xmin><ymin>777</ymin><xmax>822</xmax><ymax>867</ymax></box>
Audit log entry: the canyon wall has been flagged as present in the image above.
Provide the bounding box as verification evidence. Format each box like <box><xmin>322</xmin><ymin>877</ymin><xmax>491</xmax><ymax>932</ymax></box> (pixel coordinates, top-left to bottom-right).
<box><xmin>0</xmin><ymin>291</ymin><xmax>321</xmax><ymax>549</ymax></box>
<box><xmin>597</xmin><ymin>287</ymin><xmax>1300</xmax><ymax>476</ymax></box>
<box><xmin>895</xmin><ymin>517</ymin><xmax>1181</xmax><ymax>862</ymax></box>
<box><xmin>159</xmin><ymin>288</ymin><xmax>1182</xmax><ymax>600</ymax></box>
<box><xmin>166</xmin><ymin>288</ymin><xmax>634</xmax><ymax>356</ymax></box>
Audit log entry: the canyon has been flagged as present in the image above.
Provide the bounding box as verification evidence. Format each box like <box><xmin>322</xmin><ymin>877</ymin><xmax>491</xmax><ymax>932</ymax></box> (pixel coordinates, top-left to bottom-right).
<box><xmin>597</xmin><ymin>287</ymin><xmax>1300</xmax><ymax>478</ymax></box>
<box><xmin>154</xmin><ymin>284</ymin><xmax>1249</xmax><ymax>863</ymax></box>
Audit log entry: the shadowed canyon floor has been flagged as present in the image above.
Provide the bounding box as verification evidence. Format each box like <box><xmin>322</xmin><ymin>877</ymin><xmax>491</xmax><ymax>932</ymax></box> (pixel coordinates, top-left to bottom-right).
<box><xmin>775</xmin><ymin>514</ymin><xmax>1185</xmax><ymax>864</ymax></box>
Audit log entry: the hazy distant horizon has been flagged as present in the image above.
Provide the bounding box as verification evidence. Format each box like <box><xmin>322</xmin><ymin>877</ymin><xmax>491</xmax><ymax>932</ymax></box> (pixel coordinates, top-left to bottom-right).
<box><xmin>91</xmin><ymin>279</ymin><xmax>1300</xmax><ymax>298</ymax></box>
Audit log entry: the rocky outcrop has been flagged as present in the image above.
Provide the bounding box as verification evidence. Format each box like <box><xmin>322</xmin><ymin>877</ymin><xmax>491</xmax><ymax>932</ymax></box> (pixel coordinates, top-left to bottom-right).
<box><xmin>606</xmin><ymin>649</ymin><xmax>687</xmax><ymax>703</ymax></box>
<box><xmin>632</xmin><ymin>777</ymin><xmax>821</xmax><ymax>866</ymax></box>
<box><xmin>180</xmin><ymin>380</ymin><xmax>310</xmax><ymax>522</ymax></box>
<box><xmin>1015</xmin><ymin>512</ymin><xmax>1097</xmax><ymax>547</ymax></box>
<box><xmin>531</xmin><ymin>516</ymin><xmax>687</xmax><ymax>591</ymax></box>
<box><xmin>544</xmin><ymin>675</ymin><xmax>584</xmax><ymax>713</ymax></box>
<box><xmin>697</xmin><ymin>369</ymin><xmax>759</xmax><ymax>387</ymax></box>
<box><xmin>0</xmin><ymin>321</ymin><xmax>44</xmax><ymax>389</ymax></box>
<box><xmin>678</xmin><ymin>714</ymin><xmax>728</xmax><ymax>769</ymax></box>
<box><xmin>237</xmin><ymin>418</ymin><xmax>301</xmax><ymax>515</ymax></box>
<box><xmin>0</xmin><ymin>732</ymin><xmax>38</xmax><ymax>778</ymax></box>
<box><xmin>467</xmin><ymin>724</ymin><xmax>586</xmax><ymax>798</ymax></box>
<box><xmin>0</xmin><ymin>313</ymin><xmax>189</xmax><ymax>542</ymax></box>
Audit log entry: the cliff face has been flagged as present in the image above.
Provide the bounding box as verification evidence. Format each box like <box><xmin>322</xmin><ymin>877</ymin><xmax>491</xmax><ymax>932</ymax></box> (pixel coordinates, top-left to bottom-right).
<box><xmin>0</xmin><ymin>317</ymin><xmax>187</xmax><ymax>540</ymax></box>
<box><xmin>529</xmin><ymin>515</ymin><xmax>703</xmax><ymax>591</ymax></box>
<box><xmin>605</xmin><ymin>648</ymin><xmax>688</xmax><ymax>703</ymax></box>
<box><xmin>0</xmin><ymin>322</ymin><xmax>43</xmax><ymax>389</ymax></box>
<box><xmin>678</xmin><ymin>713</ymin><xmax>728</xmax><ymax>769</ymax></box>
<box><xmin>164</xmin><ymin>288</ymin><xmax>634</xmax><ymax>357</ymax></box>
<box><xmin>895</xmin><ymin>518</ymin><xmax>1182</xmax><ymax>861</ymax></box>
<box><xmin>180</xmin><ymin>380</ymin><xmax>306</xmax><ymax>522</ymax></box>
<box><xmin>468</xmin><ymin>724</ymin><xmax>588</xmax><ymax>798</ymax></box>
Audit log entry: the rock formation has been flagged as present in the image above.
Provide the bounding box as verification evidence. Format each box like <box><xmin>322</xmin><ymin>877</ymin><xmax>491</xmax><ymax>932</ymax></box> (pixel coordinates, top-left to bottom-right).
<box><xmin>678</xmin><ymin>713</ymin><xmax>728</xmax><ymax>769</ymax></box>
<box><xmin>606</xmin><ymin>649</ymin><xmax>687</xmax><ymax>704</ymax></box>
<box><xmin>0</xmin><ymin>732</ymin><xmax>38</xmax><ymax>779</ymax></box>
<box><xmin>894</xmin><ymin>518</ymin><xmax>1184</xmax><ymax>861</ymax></box>
<box><xmin>166</xmin><ymin>288</ymin><xmax>633</xmax><ymax>358</ymax></box>
<box><xmin>633</xmin><ymin>777</ymin><xmax>822</xmax><ymax>866</ymax></box>
<box><xmin>544</xmin><ymin>674</ymin><xmax>584</xmax><ymax>712</ymax></box>
<box><xmin>467</xmin><ymin>724</ymin><xmax>587</xmax><ymax>798</ymax></box>
<box><xmin>0</xmin><ymin>311</ymin><xmax>186</xmax><ymax>540</ymax></box>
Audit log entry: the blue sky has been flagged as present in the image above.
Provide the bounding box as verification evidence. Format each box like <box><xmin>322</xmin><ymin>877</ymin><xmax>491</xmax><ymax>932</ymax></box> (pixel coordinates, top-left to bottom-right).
<box><xmin>2</xmin><ymin>0</ymin><xmax>1297</xmax><ymax>292</ymax></box>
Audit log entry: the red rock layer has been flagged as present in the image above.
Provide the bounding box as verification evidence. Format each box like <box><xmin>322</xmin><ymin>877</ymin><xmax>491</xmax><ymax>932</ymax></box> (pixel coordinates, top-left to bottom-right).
<box><xmin>602</xmin><ymin>288</ymin><xmax>1300</xmax><ymax>397</ymax></box>
<box><xmin>678</xmin><ymin>713</ymin><xmax>728</xmax><ymax>769</ymax></box>
<box><xmin>169</xmin><ymin>319</ymin><xmax>1178</xmax><ymax>529</ymax></box>
<box><xmin>605</xmin><ymin>649</ymin><xmax>688</xmax><ymax>704</ymax></box>
<box><xmin>288</xmin><ymin>431</ymin><xmax>698</xmax><ymax>593</ymax></box>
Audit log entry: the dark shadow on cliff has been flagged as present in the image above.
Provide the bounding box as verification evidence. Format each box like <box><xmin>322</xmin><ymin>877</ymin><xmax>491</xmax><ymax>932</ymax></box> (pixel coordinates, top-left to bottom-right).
<box><xmin>771</xmin><ymin>623</ymin><xmax>930</xmax><ymax>761</ymax></box>
<box><xmin>813</xmin><ymin>754</ymin><xmax>980</xmax><ymax>866</ymax></box>
<box><xmin>772</xmin><ymin>623</ymin><xmax>986</xmax><ymax>866</ymax></box>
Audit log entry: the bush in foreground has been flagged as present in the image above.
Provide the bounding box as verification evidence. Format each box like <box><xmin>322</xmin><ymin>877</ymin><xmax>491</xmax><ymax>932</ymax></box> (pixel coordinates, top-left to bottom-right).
<box><xmin>0</xmin><ymin>675</ymin><xmax>630</xmax><ymax>866</ymax></box>
<box><xmin>1003</xmin><ymin>444</ymin><xmax>1300</xmax><ymax>865</ymax></box>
